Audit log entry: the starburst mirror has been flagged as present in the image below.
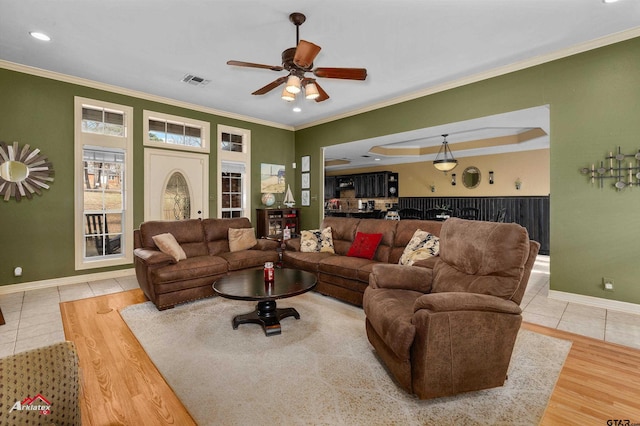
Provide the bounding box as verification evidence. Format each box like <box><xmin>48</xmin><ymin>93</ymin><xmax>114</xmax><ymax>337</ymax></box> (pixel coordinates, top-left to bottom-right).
<box><xmin>0</xmin><ymin>141</ymin><xmax>55</xmax><ymax>201</ymax></box>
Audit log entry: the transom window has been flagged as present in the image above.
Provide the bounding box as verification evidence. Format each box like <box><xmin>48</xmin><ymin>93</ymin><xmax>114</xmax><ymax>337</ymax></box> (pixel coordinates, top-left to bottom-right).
<box><xmin>143</xmin><ymin>110</ymin><xmax>210</xmax><ymax>153</ymax></box>
<box><xmin>221</xmin><ymin>132</ymin><xmax>243</xmax><ymax>152</ymax></box>
<box><xmin>82</xmin><ymin>106</ymin><xmax>125</xmax><ymax>137</ymax></box>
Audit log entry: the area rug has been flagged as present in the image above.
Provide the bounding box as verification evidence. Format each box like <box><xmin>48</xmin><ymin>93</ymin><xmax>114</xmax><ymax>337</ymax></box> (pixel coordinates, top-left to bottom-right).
<box><xmin>120</xmin><ymin>292</ymin><xmax>571</xmax><ymax>425</ymax></box>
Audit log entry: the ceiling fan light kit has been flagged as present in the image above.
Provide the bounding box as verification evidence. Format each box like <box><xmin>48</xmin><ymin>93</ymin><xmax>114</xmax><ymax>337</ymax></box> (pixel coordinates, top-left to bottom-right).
<box><xmin>285</xmin><ymin>75</ymin><xmax>302</xmax><ymax>94</ymax></box>
<box><xmin>304</xmin><ymin>81</ymin><xmax>320</xmax><ymax>100</ymax></box>
<box><xmin>227</xmin><ymin>12</ymin><xmax>367</xmax><ymax>105</ymax></box>
<box><xmin>433</xmin><ymin>134</ymin><xmax>458</xmax><ymax>173</ymax></box>
<box><xmin>281</xmin><ymin>87</ymin><xmax>295</xmax><ymax>102</ymax></box>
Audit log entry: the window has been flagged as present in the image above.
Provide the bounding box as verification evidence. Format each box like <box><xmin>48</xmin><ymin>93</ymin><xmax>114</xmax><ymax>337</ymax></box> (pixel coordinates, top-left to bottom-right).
<box><xmin>217</xmin><ymin>125</ymin><xmax>250</xmax><ymax>218</ymax></box>
<box><xmin>221</xmin><ymin>163</ymin><xmax>244</xmax><ymax>218</ymax></box>
<box><xmin>221</xmin><ymin>132</ymin><xmax>243</xmax><ymax>152</ymax></box>
<box><xmin>75</xmin><ymin>97</ymin><xmax>133</xmax><ymax>270</ymax></box>
<box><xmin>143</xmin><ymin>110</ymin><xmax>210</xmax><ymax>153</ymax></box>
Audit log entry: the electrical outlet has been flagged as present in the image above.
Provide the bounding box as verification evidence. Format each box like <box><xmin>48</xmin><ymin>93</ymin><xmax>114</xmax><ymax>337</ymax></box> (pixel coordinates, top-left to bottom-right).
<box><xmin>603</xmin><ymin>277</ymin><xmax>614</xmax><ymax>291</ymax></box>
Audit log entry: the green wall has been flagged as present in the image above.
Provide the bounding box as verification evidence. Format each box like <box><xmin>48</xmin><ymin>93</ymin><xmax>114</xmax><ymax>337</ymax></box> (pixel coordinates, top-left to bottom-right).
<box><xmin>0</xmin><ymin>68</ymin><xmax>294</xmax><ymax>285</ymax></box>
<box><xmin>295</xmin><ymin>37</ymin><xmax>640</xmax><ymax>305</ymax></box>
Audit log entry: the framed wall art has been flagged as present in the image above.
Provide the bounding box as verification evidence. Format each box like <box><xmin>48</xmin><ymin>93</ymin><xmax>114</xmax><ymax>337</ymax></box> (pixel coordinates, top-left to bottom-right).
<box><xmin>301</xmin><ymin>190</ymin><xmax>310</xmax><ymax>206</ymax></box>
<box><xmin>301</xmin><ymin>155</ymin><xmax>310</xmax><ymax>172</ymax></box>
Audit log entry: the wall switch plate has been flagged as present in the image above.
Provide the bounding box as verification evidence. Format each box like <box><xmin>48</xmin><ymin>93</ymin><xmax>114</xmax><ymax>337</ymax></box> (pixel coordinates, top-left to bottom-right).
<box><xmin>603</xmin><ymin>277</ymin><xmax>614</xmax><ymax>291</ymax></box>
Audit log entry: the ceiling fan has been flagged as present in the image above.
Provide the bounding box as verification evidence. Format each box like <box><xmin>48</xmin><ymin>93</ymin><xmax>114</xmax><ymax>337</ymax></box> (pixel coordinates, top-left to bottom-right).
<box><xmin>227</xmin><ymin>12</ymin><xmax>367</xmax><ymax>103</ymax></box>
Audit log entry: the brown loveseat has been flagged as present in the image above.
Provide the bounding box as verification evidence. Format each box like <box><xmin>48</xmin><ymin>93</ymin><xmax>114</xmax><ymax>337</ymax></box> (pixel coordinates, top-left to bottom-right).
<box><xmin>363</xmin><ymin>218</ymin><xmax>540</xmax><ymax>399</ymax></box>
<box><xmin>134</xmin><ymin>217</ymin><xmax>279</xmax><ymax>310</ymax></box>
<box><xmin>283</xmin><ymin>217</ymin><xmax>444</xmax><ymax>306</ymax></box>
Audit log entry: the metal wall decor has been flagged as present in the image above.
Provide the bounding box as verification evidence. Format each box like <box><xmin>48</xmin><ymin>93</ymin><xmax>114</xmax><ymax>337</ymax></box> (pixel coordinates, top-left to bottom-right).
<box><xmin>0</xmin><ymin>141</ymin><xmax>55</xmax><ymax>201</ymax></box>
<box><xmin>580</xmin><ymin>146</ymin><xmax>640</xmax><ymax>190</ymax></box>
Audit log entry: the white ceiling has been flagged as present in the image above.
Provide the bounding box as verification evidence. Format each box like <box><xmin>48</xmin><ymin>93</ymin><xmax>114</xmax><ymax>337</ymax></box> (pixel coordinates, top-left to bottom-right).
<box><xmin>1</xmin><ymin>0</ymin><xmax>639</xmax><ymax>131</ymax></box>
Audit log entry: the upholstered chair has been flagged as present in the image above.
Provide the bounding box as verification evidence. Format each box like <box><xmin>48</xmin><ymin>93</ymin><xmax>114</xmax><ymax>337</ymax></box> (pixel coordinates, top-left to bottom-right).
<box><xmin>363</xmin><ymin>218</ymin><xmax>540</xmax><ymax>399</ymax></box>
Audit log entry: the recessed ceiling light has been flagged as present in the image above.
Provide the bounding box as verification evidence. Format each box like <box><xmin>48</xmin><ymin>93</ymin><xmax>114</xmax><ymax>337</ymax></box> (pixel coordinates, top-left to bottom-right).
<box><xmin>30</xmin><ymin>32</ymin><xmax>51</xmax><ymax>41</ymax></box>
<box><xmin>603</xmin><ymin>0</ymin><xmax>619</xmax><ymax>3</ymax></box>
<box><xmin>374</xmin><ymin>158</ymin><xmax>381</xmax><ymax>161</ymax></box>
<box><xmin>292</xmin><ymin>107</ymin><xmax>302</xmax><ymax>113</ymax></box>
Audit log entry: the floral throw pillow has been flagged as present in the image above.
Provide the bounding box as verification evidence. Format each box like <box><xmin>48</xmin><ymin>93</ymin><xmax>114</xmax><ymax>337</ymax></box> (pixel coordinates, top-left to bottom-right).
<box><xmin>300</xmin><ymin>227</ymin><xmax>335</xmax><ymax>253</ymax></box>
<box><xmin>398</xmin><ymin>229</ymin><xmax>440</xmax><ymax>266</ymax></box>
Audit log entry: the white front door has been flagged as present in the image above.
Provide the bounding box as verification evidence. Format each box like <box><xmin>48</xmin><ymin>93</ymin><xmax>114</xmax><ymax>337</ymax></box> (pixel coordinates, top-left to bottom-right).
<box><xmin>144</xmin><ymin>148</ymin><xmax>209</xmax><ymax>221</ymax></box>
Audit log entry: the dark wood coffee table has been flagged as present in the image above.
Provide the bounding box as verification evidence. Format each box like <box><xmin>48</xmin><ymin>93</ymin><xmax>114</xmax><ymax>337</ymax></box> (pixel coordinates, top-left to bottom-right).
<box><xmin>213</xmin><ymin>268</ymin><xmax>317</xmax><ymax>336</ymax></box>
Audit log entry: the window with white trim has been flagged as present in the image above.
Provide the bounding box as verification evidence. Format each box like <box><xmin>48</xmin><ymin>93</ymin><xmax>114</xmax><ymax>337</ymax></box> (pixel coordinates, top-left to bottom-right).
<box><xmin>221</xmin><ymin>162</ymin><xmax>245</xmax><ymax>218</ymax></box>
<box><xmin>75</xmin><ymin>97</ymin><xmax>133</xmax><ymax>270</ymax></box>
<box><xmin>143</xmin><ymin>110</ymin><xmax>210</xmax><ymax>153</ymax></box>
<box><xmin>217</xmin><ymin>125</ymin><xmax>250</xmax><ymax>218</ymax></box>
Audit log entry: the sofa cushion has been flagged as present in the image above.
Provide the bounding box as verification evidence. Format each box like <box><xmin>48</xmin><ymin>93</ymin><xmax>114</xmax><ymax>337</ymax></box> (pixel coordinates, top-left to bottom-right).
<box><xmin>203</xmin><ymin>217</ymin><xmax>252</xmax><ymax>256</ymax></box>
<box><xmin>152</xmin><ymin>233</ymin><xmax>187</xmax><ymax>262</ymax></box>
<box><xmin>300</xmin><ymin>227</ymin><xmax>335</xmax><ymax>253</ymax></box>
<box><xmin>390</xmin><ymin>220</ymin><xmax>443</xmax><ymax>264</ymax></box>
<box><xmin>432</xmin><ymin>218</ymin><xmax>531</xmax><ymax>301</ymax></box>
<box><xmin>283</xmin><ymin>251</ymin><xmax>334</xmax><ymax>273</ymax></box>
<box><xmin>320</xmin><ymin>217</ymin><xmax>360</xmax><ymax>255</ymax></box>
<box><xmin>218</xmin><ymin>250</ymin><xmax>278</xmax><ymax>271</ymax></box>
<box><xmin>398</xmin><ymin>230</ymin><xmax>439</xmax><ymax>266</ymax></box>
<box><xmin>140</xmin><ymin>219</ymin><xmax>208</xmax><ymax>258</ymax></box>
<box><xmin>228</xmin><ymin>227</ymin><xmax>257</xmax><ymax>252</ymax></box>
<box><xmin>319</xmin><ymin>255</ymin><xmax>377</xmax><ymax>280</ymax></box>
<box><xmin>150</xmin><ymin>256</ymin><xmax>228</xmax><ymax>284</ymax></box>
<box><xmin>347</xmin><ymin>232</ymin><xmax>383</xmax><ymax>260</ymax></box>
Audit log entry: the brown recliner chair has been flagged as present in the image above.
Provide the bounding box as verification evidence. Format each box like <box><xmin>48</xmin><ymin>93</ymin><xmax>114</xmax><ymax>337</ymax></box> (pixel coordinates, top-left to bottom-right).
<box><xmin>363</xmin><ymin>218</ymin><xmax>540</xmax><ymax>399</ymax></box>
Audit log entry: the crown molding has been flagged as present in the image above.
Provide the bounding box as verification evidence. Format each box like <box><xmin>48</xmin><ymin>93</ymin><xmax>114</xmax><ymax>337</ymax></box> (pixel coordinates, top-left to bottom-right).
<box><xmin>294</xmin><ymin>27</ymin><xmax>640</xmax><ymax>131</ymax></box>
<box><xmin>3</xmin><ymin>26</ymin><xmax>639</xmax><ymax>133</ymax></box>
<box><xmin>0</xmin><ymin>60</ymin><xmax>294</xmax><ymax>132</ymax></box>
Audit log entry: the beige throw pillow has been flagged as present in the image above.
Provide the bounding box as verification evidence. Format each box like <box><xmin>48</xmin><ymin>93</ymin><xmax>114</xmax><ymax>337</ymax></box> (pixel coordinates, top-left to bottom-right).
<box><xmin>228</xmin><ymin>228</ymin><xmax>258</xmax><ymax>252</ymax></box>
<box><xmin>152</xmin><ymin>233</ymin><xmax>187</xmax><ymax>262</ymax></box>
<box><xmin>399</xmin><ymin>229</ymin><xmax>440</xmax><ymax>266</ymax></box>
<box><xmin>300</xmin><ymin>227</ymin><xmax>335</xmax><ymax>253</ymax></box>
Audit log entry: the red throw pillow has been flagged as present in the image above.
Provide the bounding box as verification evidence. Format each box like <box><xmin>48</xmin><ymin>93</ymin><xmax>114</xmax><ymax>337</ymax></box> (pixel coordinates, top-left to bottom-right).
<box><xmin>347</xmin><ymin>232</ymin><xmax>383</xmax><ymax>260</ymax></box>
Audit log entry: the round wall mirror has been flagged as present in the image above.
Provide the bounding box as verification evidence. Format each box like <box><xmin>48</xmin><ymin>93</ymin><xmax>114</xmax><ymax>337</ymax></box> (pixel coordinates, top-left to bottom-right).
<box><xmin>462</xmin><ymin>166</ymin><xmax>481</xmax><ymax>189</ymax></box>
<box><xmin>0</xmin><ymin>141</ymin><xmax>55</xmax><ymax>201</ymax></box>
<box><xmin>0</xmin><ymin>160</ymin><xmax>29</xmax><ymax>182</ymax></box>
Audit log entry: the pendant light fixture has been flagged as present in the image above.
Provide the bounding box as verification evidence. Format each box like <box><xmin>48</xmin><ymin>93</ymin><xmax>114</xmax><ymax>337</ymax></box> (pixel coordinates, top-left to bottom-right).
<box><xmin>433</xmin><ymin>134</ymin><xmax>458</xmax><ymax>172</ymax></box>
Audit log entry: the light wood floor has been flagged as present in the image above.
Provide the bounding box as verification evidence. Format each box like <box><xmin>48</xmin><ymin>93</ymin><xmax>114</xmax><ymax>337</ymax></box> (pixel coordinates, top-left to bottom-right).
<box><xmin>60</xmin><ymin>289</ymin><xmax>640</xmax><ymax>426</ymax></box>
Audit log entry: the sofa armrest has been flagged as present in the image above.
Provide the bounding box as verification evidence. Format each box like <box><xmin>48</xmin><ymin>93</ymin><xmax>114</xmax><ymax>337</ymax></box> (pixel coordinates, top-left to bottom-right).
<box><xmin>369</xmin><ymin>264</ymin><xmax>433</xmax><ymax>293</ymax></box>
<box><xmin>252</xmin><ymin>238</ymin><xmax>280</xmax><ymax>251</ymax></box>
<box><xmin>284</xmin><ymin>238</ymin><xmax>301</xmax><ymax>252</ymax></box>
<box><xmin>413</xmin><ymin>292</ymin><xmax>522</xmax><ymax>315</ymax></box>
<box><xmin>133</xmin><ymin>248</ymin><xmax>176</xmax><ymax>265</ymax></box>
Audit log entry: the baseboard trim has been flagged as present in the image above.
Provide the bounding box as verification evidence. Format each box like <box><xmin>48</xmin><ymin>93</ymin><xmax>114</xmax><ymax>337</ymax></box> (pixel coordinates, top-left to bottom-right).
<box><xmin>548</xmin><ymin>290</ymin><xmax>640</xmax><ymax>315</ymax></box>
<box><xmin>0</xmin><ymin>269</ymin><xmax>135</xmax><ymax>295</ymax></box>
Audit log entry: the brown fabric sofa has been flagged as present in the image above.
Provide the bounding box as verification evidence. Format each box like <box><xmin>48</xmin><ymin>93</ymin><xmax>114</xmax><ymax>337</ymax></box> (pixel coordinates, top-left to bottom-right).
<box><xmin>363</xmin><ymin>218</ymin><xmax>540</xmax><ymax>399</ymax></box>
<box><xmin>283</xmin><ymin>217</ymin><xmax>444</xmax><ymax>306</ymax></box>
<box><xmin>134</xmin><ymin>217</ymin><xmax>279</xmax><ymax>310</ymax></box>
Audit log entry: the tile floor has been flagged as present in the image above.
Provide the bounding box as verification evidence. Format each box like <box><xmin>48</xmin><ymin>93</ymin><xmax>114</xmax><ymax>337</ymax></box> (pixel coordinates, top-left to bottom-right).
<box><xmin>1</xmin><ymin>256</ymin><xmax>639</xmax><ymax>359</ymax></box>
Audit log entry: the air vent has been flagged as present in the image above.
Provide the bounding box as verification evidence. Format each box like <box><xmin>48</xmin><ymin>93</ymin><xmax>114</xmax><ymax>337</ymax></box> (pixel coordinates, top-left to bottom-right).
<box><xmin>181</xmin><ymin>74</ymin><xmax>210</xmax><ymax>87</ymax></box>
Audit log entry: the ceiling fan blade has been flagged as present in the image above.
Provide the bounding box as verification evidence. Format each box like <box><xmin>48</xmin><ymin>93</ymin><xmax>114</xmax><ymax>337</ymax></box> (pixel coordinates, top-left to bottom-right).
<box><xmin>314</xmin><ymin>81</ymin><xmax>330</xmax><ymax>102</ymax></box>
<box><xmin>251</xmin><ymin>76</ymin><xmax>288</xmax><ymax>95</ymax></box>
<box><xmin>294</xmin><ymin>40</ymin><xmax>322</xmax><ymax>69</ymax></box>
<box><xmin>313</xmin><ymin>67</ymin><xmax>367</xmax><ymax>80</ymax></box>
<box><xmin>227</xmin><ymin>60</ymin><xmax>284</xmax><ymax>72</ymax></box>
